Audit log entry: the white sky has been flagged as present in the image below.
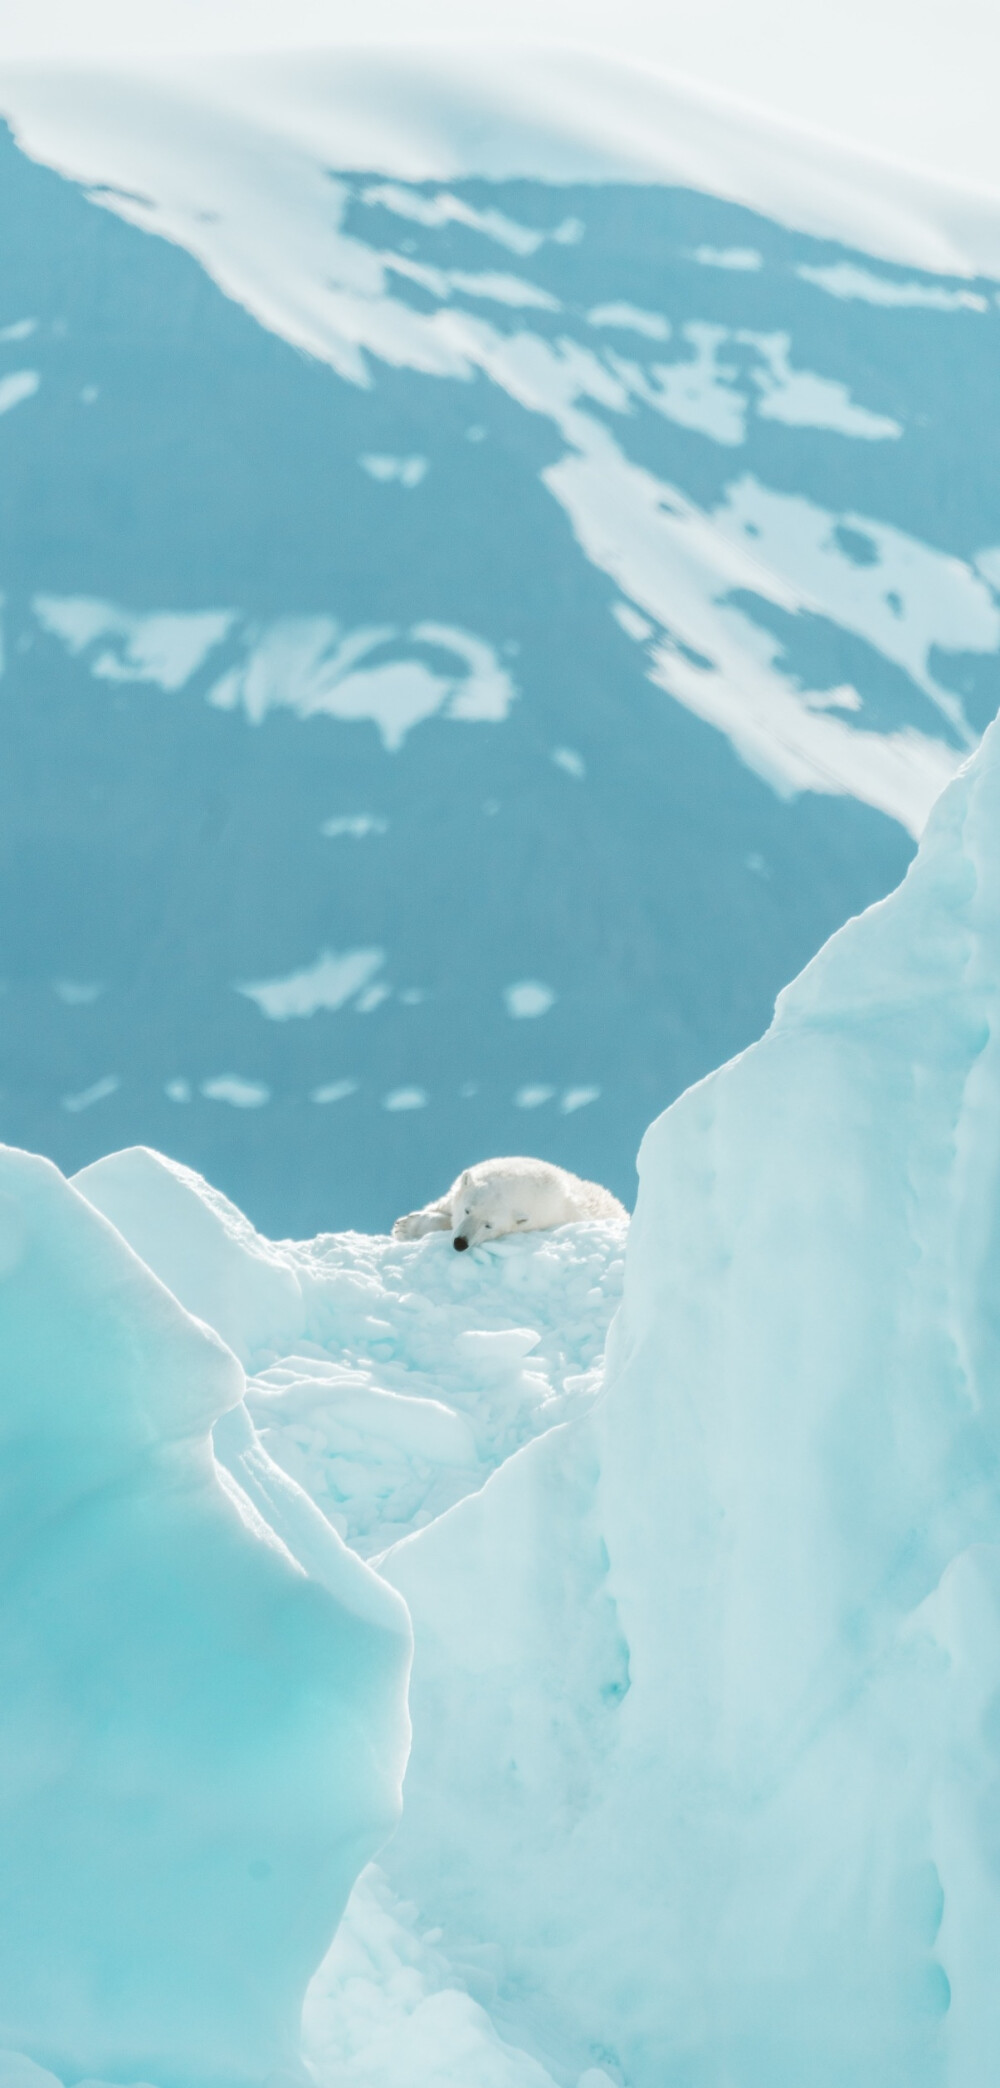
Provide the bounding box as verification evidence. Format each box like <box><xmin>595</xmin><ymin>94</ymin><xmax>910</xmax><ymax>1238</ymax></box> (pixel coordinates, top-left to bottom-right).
<box><xmin>0</xmin><ymin>0</ymin><xmax>999</xmax><ymax>197</ymax></box>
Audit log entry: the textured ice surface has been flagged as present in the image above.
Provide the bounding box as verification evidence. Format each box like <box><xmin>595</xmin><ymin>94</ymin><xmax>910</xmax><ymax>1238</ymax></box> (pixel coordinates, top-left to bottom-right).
<box><xmin>0</xmin><ymin>1144</ymin><xmax>410</xmax><ymax>2085</ymax></box>
<box><xmin>74</xmin><ymin>1144</ymin><xmax>626</xmax><ymax>1552</ymax></box>
<box><xmin>378</xmin><ymin>717</ymin><xmax>1000</xmax><ymax>2085</ymax></box>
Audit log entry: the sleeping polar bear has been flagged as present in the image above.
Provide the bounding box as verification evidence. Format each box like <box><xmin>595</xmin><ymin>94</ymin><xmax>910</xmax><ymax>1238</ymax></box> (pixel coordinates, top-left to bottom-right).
<box><xmin>392</xmin><ymin>1155</ymin><xmax>628</xmax><ymax>1251</ymax></box>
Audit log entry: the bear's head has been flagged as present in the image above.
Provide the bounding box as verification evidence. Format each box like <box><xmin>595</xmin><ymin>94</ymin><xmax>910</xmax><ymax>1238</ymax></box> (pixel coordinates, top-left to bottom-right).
<box><xmin>451</xmin><ymin>1170</ymin><xmax>530</xmax><ymax>1251</ymax></box>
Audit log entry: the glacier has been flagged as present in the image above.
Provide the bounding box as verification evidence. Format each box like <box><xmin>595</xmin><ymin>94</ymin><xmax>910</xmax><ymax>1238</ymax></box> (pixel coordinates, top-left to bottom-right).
<box><xmin>0</xmin><ymin>1144</ymin><xmax>410</xmax><ymax>2085</ymax></box>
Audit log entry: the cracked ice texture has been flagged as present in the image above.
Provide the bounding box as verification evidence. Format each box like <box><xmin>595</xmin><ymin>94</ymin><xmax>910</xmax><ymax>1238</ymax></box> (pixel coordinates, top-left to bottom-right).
<box><xmin>385</xmin><ymin>719</ymin><xmax>1000</xmax><ymax>2086</ymax></box>
<box><xmin>0</xmin><ymin>1146</ymin><xmax>410</xmax><ymax>2086</ymax></box>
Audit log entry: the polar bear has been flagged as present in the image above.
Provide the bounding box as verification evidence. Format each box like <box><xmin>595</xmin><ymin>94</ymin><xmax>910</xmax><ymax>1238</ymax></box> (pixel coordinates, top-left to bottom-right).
<box><xmin>392</xmin><ymin>1155</ymin><xmax>628</xmax><ymax>1250</ymax></box>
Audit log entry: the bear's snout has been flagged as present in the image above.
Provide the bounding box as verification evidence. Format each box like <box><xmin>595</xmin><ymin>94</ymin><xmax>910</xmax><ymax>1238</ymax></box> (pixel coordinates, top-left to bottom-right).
<box><xmin>453</xmin><ymin>1235</ymin><xmax>469</xmax><ymax>1251</ymax></box>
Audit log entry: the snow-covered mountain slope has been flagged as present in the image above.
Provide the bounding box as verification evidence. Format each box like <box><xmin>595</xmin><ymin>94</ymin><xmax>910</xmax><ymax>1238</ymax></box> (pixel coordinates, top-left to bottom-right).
<box><xmin>3</xmin><ymin>54</ymin><xmax>1000</xmax><ymax>1233</ymax></box>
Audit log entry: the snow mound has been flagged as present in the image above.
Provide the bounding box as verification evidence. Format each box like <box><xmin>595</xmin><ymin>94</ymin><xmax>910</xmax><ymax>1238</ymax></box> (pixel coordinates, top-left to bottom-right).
<box><xmin>73</xmin><ymin>1148</ymin><xmax>627</xmax><ymax>1552</ymax></box>
<box><xmin>0</xmin><ymin>1144</ymin><xmax>410</xmax><ymax>2086</ymax></box>
<box><xmin>381</xmin><ymin>719</ymin><xmax>1000</xmax><ymax>2083</ymax></box>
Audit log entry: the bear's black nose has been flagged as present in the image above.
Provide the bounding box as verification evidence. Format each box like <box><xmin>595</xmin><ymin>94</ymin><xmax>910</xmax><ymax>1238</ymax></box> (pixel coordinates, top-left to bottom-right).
<box><xmin>454</xmin><ymin>1235</ymin><xmax>469</xmax><ymax>1251</ymax></box>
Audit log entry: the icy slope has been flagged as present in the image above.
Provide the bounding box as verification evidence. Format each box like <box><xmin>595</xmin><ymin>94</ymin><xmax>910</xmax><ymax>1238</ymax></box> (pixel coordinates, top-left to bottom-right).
<box><xmin>0</xmin><ymin>1145</ymin><xmax>410</xmax><ymax>2085</ymax></box>
<box><xmin>75</xmin><ymin>1142</ymin><xmax>626</xmax><ymax>1552</ymax></box>
<box><xmin>2</xmin><ymin>61</ymin><xmax>1000</xmax><ymax>1230</ymax></box>
<box><xmin>374</xmin><ymin>716</ymin><xmax>1000</xmax><ymax>2085</ymax></box>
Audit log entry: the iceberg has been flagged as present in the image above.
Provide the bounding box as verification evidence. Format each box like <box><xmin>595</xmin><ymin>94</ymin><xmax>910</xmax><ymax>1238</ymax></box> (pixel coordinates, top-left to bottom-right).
<box><xmin>382</xmin><ymin>715</ymin><xmax>1000</xmax><ymax>2085</ymax></box>
<box><xmin>0</xmin><ymin>1145</ymin><xmax>410</xmax><ymax>2086</ymax></box>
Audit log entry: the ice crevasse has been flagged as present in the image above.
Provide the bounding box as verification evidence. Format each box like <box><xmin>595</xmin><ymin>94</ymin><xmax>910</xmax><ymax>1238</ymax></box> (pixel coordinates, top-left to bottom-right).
<box><xmin>0</xmin><ymin>1149</ymin><xmax>411</xmax><ymax>2086</ymax></box>
<box><xmin>383</xmin><ymin>712</ymin><xmax>1000</xmax><ymax>2087</ymax></box>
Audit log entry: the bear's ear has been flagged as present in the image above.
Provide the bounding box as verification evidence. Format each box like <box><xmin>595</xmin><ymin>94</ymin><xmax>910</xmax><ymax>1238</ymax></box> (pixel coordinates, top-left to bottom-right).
<box><xmin>459</xmin><ymin>1169</ymin><xmax>472</xmax><ymax>1187</ymax></box>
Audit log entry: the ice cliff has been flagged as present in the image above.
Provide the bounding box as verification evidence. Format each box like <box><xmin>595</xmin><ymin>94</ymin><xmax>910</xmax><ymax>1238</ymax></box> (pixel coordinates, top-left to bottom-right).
<box><xmin>383</xmin><ymin>714</ymin><xmax>1000</xmax><ymax>2086</ymax></box>
<box><xmin>0</xmin><ymin>1147</ymin><xmax>410</xmax><ymax>2086</ymax></box>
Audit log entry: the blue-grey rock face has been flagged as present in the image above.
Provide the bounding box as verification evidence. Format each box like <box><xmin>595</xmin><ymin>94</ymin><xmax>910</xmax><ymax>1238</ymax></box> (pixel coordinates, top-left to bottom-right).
<box><xmin>1</xmin><ymin>118</ymin><xmax>996</xmax><ymax>1234</ymax></box>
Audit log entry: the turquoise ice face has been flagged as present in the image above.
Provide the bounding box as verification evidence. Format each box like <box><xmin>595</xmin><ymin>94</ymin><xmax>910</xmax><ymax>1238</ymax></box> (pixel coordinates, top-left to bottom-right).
<box><xmin>2</xmin><ymin>115</ymin><xmax>997</xmax><ymax>1235</ymax></box>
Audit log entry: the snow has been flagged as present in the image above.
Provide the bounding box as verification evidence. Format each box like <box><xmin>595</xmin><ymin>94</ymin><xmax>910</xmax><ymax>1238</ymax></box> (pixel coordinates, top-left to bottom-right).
<box><xmin>504</xmin><ymin>981</ymin><xmax>556</xmax><ymax>1018</ymax></box>
<box><xmin>33</xmin><ymin>595</ymin><xmax>234</xmax><ymax>690</ymax></box>
<box><xmin>10</xmin><ymin>76</ymin><xmax>998</xmax><ymax>848</ymax></box>
<box><xmin>0</xmin><ymin>1143</ymin><xmax>409</xmax><ymax>2084</ymax></box>
<box><xmin>322</xmin><ymin>815</ymin><xmax>388</xmax><ymax>837</ymax></box>
<box><xmin>9</xmin><ymin>48</ymin><xmax>1000</xmax><ymax>2075</ymax></box>
<box><xmin>200</xmin><ymin>1074</ymin><xmax>270</xmax><ymax>1107</ymax></box>
<box><xmin>60</xmin><ymin>1074</ymin><xmax>119</xmax><ymax>1112</ymax></box>
<box><xmin>52</xmin><ymin>980</ymin><xmax>103</xmax><ymax>1006</ymax></box>
<box><xmin>8</xmin><ymin>698</ymin><xmax>1000</xmax><ymax>2079</ymax></box>
<box><xmin>692</xmin><ymin>243</ymin><xmax>763</xmax><ymax>269</ymax></box>
<box><xmin>312</xmin><ymin>1078</ymin><xmax>361</xmax><ymax>1104</ymax></box>
<box><xmin>70</xmin><ymin>1144</ymin><xmax>626</xmax><ymax>1558</ymax></box>
<box><xmin>745</xmin><ymin>330</ymin><xmax>903</xmax><ymax>437</ymax></box>
<box><xmin>587</xmin><ymin>302</ymin><xmax>671</xmax><ymax>339</ymax></box>
<box><xmin>713</xmin><ymin>478</ymin><xmax>995</xmax><ymax>731</ymax></box>
<box><xmin>383</xmin><ymin>1087</ymin><xmax>428</xmax><ymax>1112</ymax></box>
<box><xmin>207</xmin><ymin>617</ymin><xmax>517</xmax><ymax>751</ymax></box>
<box><xmin>0</xmin><ymin>370</ymin><xmax>39</xmax><ymax>415</ymax></box>
<box><xmin>359</xmin><ymin>453</ymin><xmax>428</xmax><ymax>486</ymax></box>
<box><xmin>74</xmin><ymin>1143</ymin><xmax>306</xmax><ymax>1364</ymax></box>
<box><xmin>545</xmin><ymin>428</ymin><xmax>968</xmax><ymax>834</ymax></box>
<box><xmin>237</xmin><ymin>948</ymin><xmax>386</xmax><ymax>1020</ymax></box>
<box><xmin>10</xmin><ymin>47</ymin><xmax>1000</xmax><ymax>278</ymax></box>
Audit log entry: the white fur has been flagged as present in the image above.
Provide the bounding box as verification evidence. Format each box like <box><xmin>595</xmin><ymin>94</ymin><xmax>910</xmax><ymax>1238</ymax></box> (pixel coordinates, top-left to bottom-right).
<box><xmin>392</xmin><ymin>1155</ymin><xmax>628</xmax><ymax>1249</ymax></box>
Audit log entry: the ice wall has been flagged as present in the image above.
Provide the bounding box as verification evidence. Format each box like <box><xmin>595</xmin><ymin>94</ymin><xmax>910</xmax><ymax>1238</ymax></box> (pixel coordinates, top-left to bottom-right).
<box><xmin>0</xmin><ymin>1146</ymin><xmax>411</xmax><ymax>2087</ymax></box>
<box><xmin>74</xmin><ymin>1143</ymin><xmax>306</xmax><ymax>1366</ymax></box>
<box><xmin>385</xmin><ymin>717</ymin><xmax>1000</xmax><ymax>2086</ymax></box>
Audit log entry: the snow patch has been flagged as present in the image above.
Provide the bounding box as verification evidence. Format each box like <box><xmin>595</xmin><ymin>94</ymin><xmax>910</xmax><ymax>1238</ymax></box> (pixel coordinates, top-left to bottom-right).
<box><xmin>504</xmin><ymin>981</ymin><xmax>556</xmax><ymax>1018</ymax></box>
<box><xmin>587</xmin><ymin>302</ymin><xmax>670</xmax><ymax>339</ymax></box>
<box><xmin>0</xmin><ymin>369</ymin><xmax>40</xmax><ymax>415</ymax></box>
<box><xmin>359</xmin><ymin>453</ymin><xmax>427</xmax><ymax>487</ymax></box>
<box><xmin>322</xmin><ymin>814</ymin><xmax>388</xmax><ymax>837</ymax></box>
<box><xmin>200</xmin><ymin>1074</ymin><xmax>270</xmax><ymax>1107</ymax></box>
<box><xmin>238</xmin><ymin>948</ymin><xmax>385</xmax><ymax>1020</ymax></box>
<box><xmin>60</xmin><ymin>1074</ymin><xmax>118</xmax><ymax>1112</ymax></box>
<box><xmin>799</xmin><ymin>261</ymin><xmax>989</xmax><ymax>310</ymax></box>
<box><xmin>210</xmin><ymin>617</ymin><xmax>517</xmax><ymax>750</ymax></box>
<box><xmin>34</xmin><ymin>594</ymin><xmax>235</xmax><ymax>690</ymax></box>
<box><xmin>691</xmin><ymin>243</ymin><xmax>763</xmax><ymax>268</ymax></box>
